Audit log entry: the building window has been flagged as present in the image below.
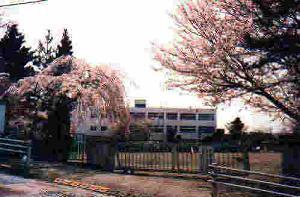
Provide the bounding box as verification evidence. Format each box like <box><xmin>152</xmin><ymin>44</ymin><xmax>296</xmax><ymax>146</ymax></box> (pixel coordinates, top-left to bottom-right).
<box><xmin>148</xmin><ymin>112</ymin><xmax>164</xmax><ymax>120</ymax></box>
<box><xmin>167</xmin><ymin>125</ymin><xmax>177</xmax><ymax>132</ymax></box>
<box><xmin>135</xmin><ymin>103</ymin><xmax>146</xmax><ymax>108</ymax></box>
<box><xmin>149</xmin><ymin>125</ymin><xmax>164</xmax><ymax>133</ymax></box>
<box><xmin>198</xmin><ymin>114</ymin><xmax>215</xmax><ymax>121</ymax></box>
<box><xmin>101</xmin><ymin>126</ymin><xmax>108</xmax><ymax>131</ymax></box>
<box><xmin>198</xmin><ymin>126</ymin><xmax>215</xmax><ymax>133</ymax></box>
<box><xmin>180</xmin><ymin>126</ymin><xmax>196</xmax><ymax>133</ymax></box>
<box><xmin>167</xmin><ymin>126</ymin><xmax>177</xmax><ymax>142</ymax></box>
<box><xmin>180</xmin><ymin>113</ymin><xmax>196</xmax><ymax>120</ymax></box>
<box><xmin>90</xmin><ymin>125</ymin><xmax>97</xmax><ymax>131</ymax></box>
<box><xmin>166</xmin><ymin>113</ymin><xmax>177</xmax><ymax>120</ymax></box>
<box><xmin>130</xmin><ymin>112</ymin><xmax>146</xmax><ymax>119</ymax></box>
<box><xmin>90</xmin><ymin>111</ymin><xmax>97</xmax><ymax>118</ymax></box>
<box><xmin>134</xmin><ymin>99</ymin><xmax>146</xmax><ymax>108</ymax></box>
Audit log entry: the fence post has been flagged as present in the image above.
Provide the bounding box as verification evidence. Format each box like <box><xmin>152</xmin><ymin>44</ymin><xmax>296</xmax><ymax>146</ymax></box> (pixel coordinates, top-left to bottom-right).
<box><xmin>24</xmin><ymin>140</ymin><xmax>32</xmax><ymax>177</ymax></box>
<box><xmin>199</xmin><ymin>146</ymin><xmax>202</xmax><ymax>173</ymax></box>
<box><xmin>242</xmin><ymin>151</ymin><xmax>250</xmax><ymax>171</ymax></box>
<box><xmin>27</xmin><ymin>140</ymin><xmax>32</xmax><ymax>164</ymax></box>
<box><xmin>241</xmin><ymin>134</ymin><xmax>250</xmax><ymax>171</ymax></box>
<box><xmin>171</xmin><ymin>144</ymin><xmax>177</xmax><ymax>171</ymax></box>
<box><xmin>115</xmin><ymin>150</ymin><xmax>120</xmax><ymax>169</ymax></box>
<box><xmin>204</xmin><ymin>147</ymin><xmax>209</xmax><ymax>173</ymax></box>
<box><xmin>176</xmin><ymin>144</ymin><xmax>180</xmax><ymax>172</ymax></box>
<box><xmin>210</xmin><ymin>164</ymin><xmax>218</xmax><ymax>197</ymax></box>
<box><xmin>200</xmin><ymin>146</ymin><xmax>210</xmax><ymax>173</ymax></box>
<box><xmin>208</xmin><ymin>147</ymin><xmax>214</xmax><ymax>166</ymax></box>
<box><xmin>211</xmin><ymin>180</ymin><xmax>218</xmax><ymax>197</ymax></box>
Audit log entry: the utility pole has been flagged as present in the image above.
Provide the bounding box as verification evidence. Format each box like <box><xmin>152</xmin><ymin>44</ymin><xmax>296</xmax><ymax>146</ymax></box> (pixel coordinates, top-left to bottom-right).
<box><xmin>0</xmin><ymin>0</ymin><xmax>47</xmax><ymax>8</ymax></box>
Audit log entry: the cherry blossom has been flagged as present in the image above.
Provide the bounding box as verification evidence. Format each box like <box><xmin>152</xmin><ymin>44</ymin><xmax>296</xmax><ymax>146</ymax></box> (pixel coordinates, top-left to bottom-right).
<box><xmin>154</xmin><ymin>0</ymin><xmax>299</xmax><ymax>126</ymax></box>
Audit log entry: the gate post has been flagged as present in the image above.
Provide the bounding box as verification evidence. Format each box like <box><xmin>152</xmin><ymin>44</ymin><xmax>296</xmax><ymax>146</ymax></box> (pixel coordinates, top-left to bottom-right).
<box><xmin>242</xmin><ymin>151</ymin><xmax>250</xmax><ymax>171</ymax></box>
<box><xmin>171</xmin><ymin>143</ymin><xmax>177</xmax><ymax>171</ymax></box>
<box><xmin>199</xmin><ymin>146</ymin><xmax>208</xmax><ymax>173</ymax></box>
<box><xmin>211</xmin><ymin>180</ymin><xmax>218</xmax><ymax>197</ymax></box>
<box><xmin>86</xmin><ymin>136</ymin><xmax>116</xmax><ymax>172</ymax></box>
<box><xmin>24</xmin><ymin>140</ymin><xmax>31</xmax><ymax>177</ymax></box>
<box><xmin>241</xmin><ymin>140</ymin><xmax>250</xmax><ymax>171</ymax></box>
<box><xmin>241</xmin><ymin>134</ymin><xmax>250</xmax><ymax>171</ymax></box>
<box><xmin>199</xmin><ymin>146</ymin><xmax>214</xmax><ymax>174</ymax></box>
<box><xmin>203</xmin><ymin>147</ymin><xmax>208</xmax><ymax>173</ymax></box>
<box><xmin>199</xmin><ymin>146</ymin><xmax>203</xmax><ymax>173</ymax></box>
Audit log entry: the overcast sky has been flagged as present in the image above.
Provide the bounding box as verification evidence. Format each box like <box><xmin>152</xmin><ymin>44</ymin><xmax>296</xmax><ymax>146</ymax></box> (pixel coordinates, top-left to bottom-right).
<box><xmin>2</xmin><ymin>0</ymin><xmax>285</xmax><ymax>131</ymax></box>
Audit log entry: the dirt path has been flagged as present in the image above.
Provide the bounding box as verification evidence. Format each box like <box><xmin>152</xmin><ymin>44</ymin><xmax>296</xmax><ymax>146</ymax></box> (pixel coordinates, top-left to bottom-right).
<box><xmin>30</xmin><ymin>164</ymin><xmax>212</xmax><ymax>197</ymax></box>
<box><xmin>80</xmin><ymin>173</ymin><xmax>211</xmax><ymax>197</ymax></box>
<box><xmin>0</xmin><ymin>173</ymin><xmax>110</xmax><ymax>197</ymax></box>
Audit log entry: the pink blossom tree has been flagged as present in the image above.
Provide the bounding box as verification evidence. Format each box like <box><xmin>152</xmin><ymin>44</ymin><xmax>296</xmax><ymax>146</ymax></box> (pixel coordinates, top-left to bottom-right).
<box><xmin>10</xmin><ymin>56</ymin><xmax>128</xmax><ymax>161</ymax></box>
<box><xmin>154</xmin><ymin>0</ymin><xmax>299</xmax><ymax>129</ymax></box>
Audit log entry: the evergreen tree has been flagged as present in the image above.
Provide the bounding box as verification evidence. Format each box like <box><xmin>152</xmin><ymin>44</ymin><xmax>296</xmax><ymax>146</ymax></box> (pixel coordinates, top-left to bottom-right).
<box><xmin>245</xmin><ymin>1</ymin><xmax>299</xmax><ymax>66</ymax></box>
<box><xmin>244</xmin><ymin>0</ymin><xmax>300</xmax><ymax>132</ymax></box>
<box><xmin>226</xmin><ymin>117</ymin><xmax>245</xmax><ymax>141</ymax></box>
<box><xmin>34</xmin><ymin>30</ymin><xmax>56</xmax><ymax>69</ymax></box>
<box><xmin>0</xmin><ymin>24</ymin><xmax>34</xmax><ymax>81</ymax></box>
<box><xmin>56</xmin><ymin>29</ymin><xmax>73</xmax><ymax>57</ymax></box>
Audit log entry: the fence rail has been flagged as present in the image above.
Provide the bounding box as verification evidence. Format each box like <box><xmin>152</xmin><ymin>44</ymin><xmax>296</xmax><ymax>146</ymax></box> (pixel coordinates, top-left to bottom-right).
<box><xmin>209</xmin><ymin>164</ymin><xmax>300</xmax><ymax>197</ymax></box>
<box><xmin>0</xmin><ymin>137</ymin><xmax>31</xmax><ymax>155</ymax></box>
<box><xmin>0</xmin><ymin>137</ymin><xmax>32</xmax><ymax>176</ymax></box>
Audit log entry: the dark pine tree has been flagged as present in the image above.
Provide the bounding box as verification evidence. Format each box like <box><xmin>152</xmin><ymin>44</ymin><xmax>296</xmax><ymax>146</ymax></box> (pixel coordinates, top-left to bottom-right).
<box><xmin>33</xmin><ymin>29</ymin><xmax>56</xmax><ymax>69</ymax></box>
<box><xmin>226</xmin><ymin>117</ymin><xmax>245</xmax><ymax>142</ymax></box>
<box><xmin>56</xmin><ymin>29</ymin><xmax>73</xmax><ymax>57</ymax></box>
<box><xmin>0</xmin><ymin>24</ymin><xmax>34</xmax><ymax>82</ymax></box>
<box><xmin>243</xmin><ymin>0</ymin><xmax>300</xmax><ymax>177</ymax></box>
<box><xmin>246</xmin><ymin>0</ymin><xmax>299</xmax><ymax>65</ymax></box>
<box><xmin>244</xmin><ymin>0</ymin><xmax>300</xmax><ymax>131</ymax></box>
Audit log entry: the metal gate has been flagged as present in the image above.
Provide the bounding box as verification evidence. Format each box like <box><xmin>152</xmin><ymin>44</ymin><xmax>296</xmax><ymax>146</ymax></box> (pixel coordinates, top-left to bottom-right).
<box><xmin>115</xmin><ymin>142</ymin><xmax>214</xmax><ymax>173</ymax></box>
<box><xmin>68</xmin><ymin>134</ymin><xmax>86</xmax><ymax>163</ymax></box>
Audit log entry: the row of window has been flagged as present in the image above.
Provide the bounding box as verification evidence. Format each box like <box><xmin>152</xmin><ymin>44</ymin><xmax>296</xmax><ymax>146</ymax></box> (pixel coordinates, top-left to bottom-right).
<box><xmin>130</xmin><ymin>112</ymin><xmax>215</xmax><ymax>121</ymax></box>
<box><xmin>90</xmin><ymin>126</ymin><xmax>108</xmax><ymax>131</ymax></box>
<box><xmin>90</xmin><ymin>125</ymin><xmax>214</xmax><ymax>133</ymax></box>
<box><xmin>147</xmin><ymin>125</ymin><xmax>215</xmax><ymax>133</ymax></box>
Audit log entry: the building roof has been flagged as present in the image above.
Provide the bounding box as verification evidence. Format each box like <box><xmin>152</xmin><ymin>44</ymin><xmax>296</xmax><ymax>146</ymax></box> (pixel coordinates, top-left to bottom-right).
<box><xmin>130</xmin><ymin>107</ymin><xmax>216</xmax><ymax>113</ymax></box>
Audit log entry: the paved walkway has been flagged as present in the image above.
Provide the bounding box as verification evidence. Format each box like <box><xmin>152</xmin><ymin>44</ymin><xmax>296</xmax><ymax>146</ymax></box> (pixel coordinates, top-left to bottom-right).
<box><xmin>0</xmin><ymin>173</ymin><xmax>111</xmax><ymax>197</ymax></box>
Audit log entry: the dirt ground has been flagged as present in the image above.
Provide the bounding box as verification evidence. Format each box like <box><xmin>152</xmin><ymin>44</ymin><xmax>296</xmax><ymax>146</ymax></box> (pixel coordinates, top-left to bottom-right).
<box><xmin>30</xmin><ymin>163</ymin><xmax>212</xmax><ymax>197</ymax></box>
<box><xmin>0</xmin><ymin>152</ymin><xmax>282</xmax><ymax>197</ymax></box>
<box><xmin>79</xmin><ymin>173</ymin><xmax>211</xmax><ymax>197</ymax></box>
<box><xmin>0</xmin><ymin>173</ymin><xmax>110</xmax><ymax>197</ymax></box>
<box><xmin>249</xmin><ymin>152</ymin><xmax>282</xmax><ymax>174</ymax></box>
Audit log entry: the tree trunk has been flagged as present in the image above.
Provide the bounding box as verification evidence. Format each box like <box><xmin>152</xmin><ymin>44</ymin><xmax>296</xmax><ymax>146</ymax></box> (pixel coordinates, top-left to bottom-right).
<box><xmin>282</xmin><ymin>136</ymin><xmax>300</xmax><ymax>178</ymax></box>
<box><xmin>45</xmin><ymin>99</ymin><xmax>71</xmax><ymax>162</ymax></box>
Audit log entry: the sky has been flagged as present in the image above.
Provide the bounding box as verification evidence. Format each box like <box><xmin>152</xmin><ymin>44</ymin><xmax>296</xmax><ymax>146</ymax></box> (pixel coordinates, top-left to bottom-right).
<box><xmin>1</xmin><ymin>0</ymin><xmax>285</xmax><ymax>132</ymax></box>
